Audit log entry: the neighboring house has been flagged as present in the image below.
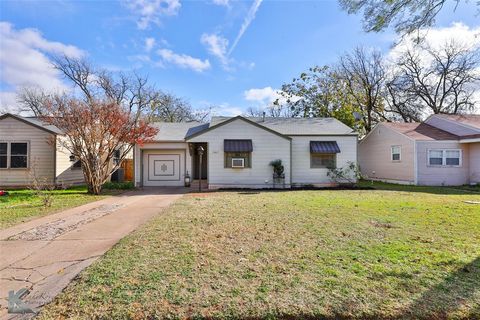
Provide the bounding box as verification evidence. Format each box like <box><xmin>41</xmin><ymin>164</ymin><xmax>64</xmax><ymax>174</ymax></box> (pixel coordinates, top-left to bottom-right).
<box><xmin>0</xmin><ymin>113</ymin><xmax>84</xmax><ymax>187</ymax></box>
<box><xmin>358</xmin><ymin>114</ymin><xmax>480</xmax><ymax>186</ymax></box>
<box><xmin>134</xmin><ymin>116</ymin><xmax>358</xmax><ymax>189</ymax></box>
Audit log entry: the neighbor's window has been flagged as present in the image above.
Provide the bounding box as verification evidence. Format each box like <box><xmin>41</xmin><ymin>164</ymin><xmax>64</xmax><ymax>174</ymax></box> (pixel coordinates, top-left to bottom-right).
<box><xmin>428</xmin><ymin>149</ymin><xmax>461</xmax><ymax>166</ymax></box>
<box><xmin>0</xmin><ymin>142</ymin><xmax>7</xmax><ymax>168</ymax></box>
<box><xmin>10</xmin><ymin>142</ymin><xmax>28</xmax><ymax>168</ymax></box>
<box><xmin>225</xmin><ymin>152</ymin><xmax>251</xmax><ymax>168</ymax></box>
<box><xmin>311</xmin><ymin>153</ymin><xmax>336</xmax><ymax>168</ymax></box>
<box><xmin>391</xmin><ymin>146</ymin><xmax>401</xmax><ymax>161</ymax></box>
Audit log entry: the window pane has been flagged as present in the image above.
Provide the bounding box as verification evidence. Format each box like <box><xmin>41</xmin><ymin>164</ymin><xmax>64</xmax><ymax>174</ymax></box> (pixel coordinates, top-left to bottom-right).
<box><xmin>392</xmin><ymin>153</ymin><xmax>400</xmax><ymax>161</ymax></box>
<box><xmin>11</xmin><ymin>143</ymin><xmax>27</xmax><ymax>155</ymax></box>
<box><xmin>445</xmin><ymin>150</ymin><xmax>460</xmax><ymax>158</ymax></box>
<box><xmin>0</xmin><ymin>143</ymin><xmax>7</xmax><ymax>154</ymax></box>
<box><xmin>429</xmin><ymin>150</ymin><xmax>443</xmax><ymax>158</ymax></box>
<box><xmin>429</xmin><ymin>157</ymin><xmax>443</xmax><ymax>165</ymax></box>
<box><xmin>0</xmin><ymin>155</ymin><xmax>6</xmax><ymax>168</ymax></box>
<box><xmin>311</xmin><ymin>154</ymin><xmax>336</xmax><ymax>168</ymax></box>
<box><xmin>11</xmin><ymin>155</ymin><xmax>27</xmax><ymax>168</ymax></box>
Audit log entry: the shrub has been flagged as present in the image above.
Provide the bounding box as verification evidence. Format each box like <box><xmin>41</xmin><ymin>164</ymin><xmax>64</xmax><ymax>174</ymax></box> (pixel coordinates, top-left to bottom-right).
<box><xmin>102</xmin><ymin>181</ymin><xmax>135</xmax><ymax>190</ymax></box>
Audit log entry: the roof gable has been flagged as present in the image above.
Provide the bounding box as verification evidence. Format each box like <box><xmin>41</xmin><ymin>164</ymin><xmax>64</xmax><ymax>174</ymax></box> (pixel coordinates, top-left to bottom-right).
<box><xmin>185</xmin><ymin>116</ymin><xmax>291</xmax><ymax>141</ymax></box>
<box><xmin>0</xmin><ymin>113</ymin><xmax>62</xmax><ymax>135</ymax></box>
<box><xmin>380</xmin><ymin>122</ymin><xmax>459</xmax><ymax>141</ymax></box>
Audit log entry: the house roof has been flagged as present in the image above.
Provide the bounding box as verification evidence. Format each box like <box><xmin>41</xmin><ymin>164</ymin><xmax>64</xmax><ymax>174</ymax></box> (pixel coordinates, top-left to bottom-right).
<box><xmin>209</xmin><ymin>116</ymin><xmax>356</xmax><ymax>136</ymax></box>
<box><xmin>431</xmin><ymin>114</ymin><xmax>480</xmax><ymax>130</ymax></box>
<box><xmin>382</xmin><ymin>122</ymin><xmax>459</xmax><ymax>141</ymax></box>
<box><xmin>0</xmin><ymin>113</ymin><xmax>63</xmax><ymax>135</ymax></box>
<box><xmin>151</xmin><ymin>121</ymin><xmax>206</xmax><ymax>141</ymax></box>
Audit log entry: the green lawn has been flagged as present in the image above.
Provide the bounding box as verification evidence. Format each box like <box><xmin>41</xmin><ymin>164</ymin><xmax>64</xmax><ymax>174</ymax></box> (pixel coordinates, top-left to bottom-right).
<box><xmin>0</xmin><ymin>186</ymin><xmax>117</xmax><ymax>229</ymax></box>
<box><xmin>39</xmin><ymin>184</ymin><xmax>480</xmax><ymax>319</ymax></box>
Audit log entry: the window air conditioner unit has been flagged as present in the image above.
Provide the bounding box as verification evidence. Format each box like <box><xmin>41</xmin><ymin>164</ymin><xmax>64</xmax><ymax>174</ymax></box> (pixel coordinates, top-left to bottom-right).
<box><xmin>231</xmin><ymin>158</ymin><xmax>245</xmax><ymax>168</ymax></box>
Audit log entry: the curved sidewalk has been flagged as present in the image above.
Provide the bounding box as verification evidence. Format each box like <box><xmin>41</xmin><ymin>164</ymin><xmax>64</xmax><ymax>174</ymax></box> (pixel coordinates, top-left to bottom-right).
<box><xmin>0</xmin><ymin>187</ymin><xmax>186</xmax><ymax>319</ymax></box>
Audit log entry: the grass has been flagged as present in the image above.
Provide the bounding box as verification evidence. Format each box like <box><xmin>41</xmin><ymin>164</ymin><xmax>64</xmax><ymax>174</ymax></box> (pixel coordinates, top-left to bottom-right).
<box><xmin>39</xmin><ymin>184</ymin><xmax>480</xmax><ymax>319</ymax></box>
<box><xmin>0</xmin><ymin>186</ymin><xmax>119</xmax><ymax>229</ymax></box>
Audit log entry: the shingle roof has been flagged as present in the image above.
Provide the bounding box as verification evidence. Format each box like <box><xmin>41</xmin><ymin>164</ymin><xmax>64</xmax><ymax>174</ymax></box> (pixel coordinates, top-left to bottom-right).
<box><xmin>151</xmin><ymin>121</ymin><xmax>206</xmax><ymax>141</ymax></box>
<box><xmin>382</xmin><ymin>122</ymin><xmax>459</xmax><ymax>141</ymax></box>
<box><xmin>210</xmin><ymin>116</ymin><xmax>356</xmax><ymax>135</ymax></box>
<box><xmin>433</xmin><ymin>114</ymin><xmax>480</xmax><ymax>130</ymax></box>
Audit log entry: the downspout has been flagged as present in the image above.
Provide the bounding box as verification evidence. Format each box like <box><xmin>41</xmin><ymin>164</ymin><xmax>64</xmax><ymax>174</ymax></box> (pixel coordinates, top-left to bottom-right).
<box><xmin>53</xmin><ymin>135</ymin><xmax>57</xmax><ymax>185</ymax></box>
<box><xmin>413</xmin><ymin>141</ymin><xmax>418</xmax><ymax>185</ymax></box>
<box><xmin>289</xmin><ymin>138</ymin><xmax>293</xmax><ymax>188</ymax></box>
<box><xmin>132</xmin><ymin>143</ymin><xmax>136</xmax><ymax>187</ymax></box>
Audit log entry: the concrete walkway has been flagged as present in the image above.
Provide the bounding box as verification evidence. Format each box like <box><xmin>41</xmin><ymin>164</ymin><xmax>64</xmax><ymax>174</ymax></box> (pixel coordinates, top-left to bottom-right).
<box><xmin>0</xmin><ymin>187</ymin><xmax>186</xmax><ymax>319</ymax></box>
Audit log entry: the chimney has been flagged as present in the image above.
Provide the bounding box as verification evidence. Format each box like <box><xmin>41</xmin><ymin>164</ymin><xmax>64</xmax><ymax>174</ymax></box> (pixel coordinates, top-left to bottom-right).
<box><xmin>262</xmin><ymin>111</ymin><xmax>266</xmax><ymax>122</ymax></box>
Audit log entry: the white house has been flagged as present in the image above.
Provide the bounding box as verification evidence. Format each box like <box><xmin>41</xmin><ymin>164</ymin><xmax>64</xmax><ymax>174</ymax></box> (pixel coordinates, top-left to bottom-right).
<box><xmin>0</xmin><ymin>113</ymin><xmax>84</xmax><ymax>187</ymax></box>
<box><xmin>358</xmin><ymin>114</ymin><xmax>480</xmax><ymax>186</ymax></box>
<box><xmin>134</xmin><ymin>116</ymin><xmax>358</xmax><ymax>189</ymax></box>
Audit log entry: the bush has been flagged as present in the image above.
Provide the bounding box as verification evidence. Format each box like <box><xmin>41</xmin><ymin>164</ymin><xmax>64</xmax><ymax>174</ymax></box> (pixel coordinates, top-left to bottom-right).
<box><xmin>102</xmin><ymin>181</ymin><xmax>135</xmax><ymax>190</ymax></box>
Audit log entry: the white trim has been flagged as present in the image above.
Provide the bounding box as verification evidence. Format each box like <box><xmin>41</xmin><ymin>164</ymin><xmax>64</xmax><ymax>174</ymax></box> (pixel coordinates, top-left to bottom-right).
<box><xmin>231</xmin><ymin>158</ymin><xmax>245</xmax><ymax>168</ymax></box>
<box><xmin>427</xmin><ymin>148</ymin><xmax>462</xmax><ymax>167</ymax></box>
<box><xmin>460</xmin><ymin>138</ymin><xmax>480</xmax><ymax>143</ymax></box>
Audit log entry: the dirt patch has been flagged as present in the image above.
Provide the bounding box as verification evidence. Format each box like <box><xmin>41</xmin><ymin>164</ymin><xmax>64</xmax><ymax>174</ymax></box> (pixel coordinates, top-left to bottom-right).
<box><xmin>8</xmin><ymin>204</ymin><xmax>125</xmax><ymax>241</ymax></box>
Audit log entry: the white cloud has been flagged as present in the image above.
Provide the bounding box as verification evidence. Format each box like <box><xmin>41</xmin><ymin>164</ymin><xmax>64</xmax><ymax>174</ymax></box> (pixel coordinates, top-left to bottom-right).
<box><xmin>157</xmin><ymin>48</ymin><xmax>210</xmax><ymax>72</ymax></box>
<box><xmin>200</xmin><ymin>33</ymin><xmax>230</xmax><ymax>67</ymax></box>
<box><xmin>0</xmin><ymin>22</ymin><xmax>85</xmax><ymax>113</ymax></box>
<box><xmin>388</xmin><ymin>22</ymin><xmax>480</xmax><ymax>64</ymax></box>
<box><xmin>124</xmin><ymin>0</ymin><xmax>181</xmax><ymax>30</ymax></box>
<box><xmin>212</xmin><ymin>0</ymin><xmax>229</xmax><ymax>6</ymax></box>
<box><xmin>244</xmin><ymin>86</ymin><xmax>282</xmax><ymax>104</ymax></box>
<box><xmin>145</xmin><ymin>37</ymin><xmax>156</xmax><ymax>51</ymax></box>
<box><xmin>229</xmin><ymin>0</ymin><xmax>263</xmax><ymax>55</ymax></box>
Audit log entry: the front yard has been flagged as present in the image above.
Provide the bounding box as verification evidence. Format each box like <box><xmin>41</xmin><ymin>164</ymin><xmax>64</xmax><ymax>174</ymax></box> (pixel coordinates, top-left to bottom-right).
<box><xmin>0</xmin><ymin>186</ymin><xmax>117</xmax><ymax>229</ymax></box>
<box><xmin>40</xmin><ymin>184</ymin><xmax>479</xmax><ymax>319</ymax></box>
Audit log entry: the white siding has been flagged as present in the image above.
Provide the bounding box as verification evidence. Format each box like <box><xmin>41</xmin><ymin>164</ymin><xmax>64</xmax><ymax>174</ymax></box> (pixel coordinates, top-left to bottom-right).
<box><xmin>416</xmin><ymin>141</ymin><xmax>470</xmax><ymax>186</ymax></box>
<box><xmin>188</xmin><ymin>119</ymin><xmax>291</xmax><ymax>189</ymax></box>
<box><xmin>134</xmin><ymin>142</ymin><xmax>191</xmax><ymax>187</ymax></box>
<box><xmin>55</xmin><ymin>136</ymin><xmax>85</xmax><ymax>186</ymax></box>
<box><xmin>468</xmin><ymin>142</ymin><xmax>480</xmax><ymax>184</ymax></box>
<box><xmin>291</xmin><ymin>135</ymin><xmax>358</xmax><ymax>186</ymax></box>
<box><xmin>0</xmin><ymin>117</ymin><xmax>55</xmax><ymax>187</ymax></box>
<box><xmin>358</xmin><ymin>124</ymin><xmax>415</xmax><ymax>183</ymax></box>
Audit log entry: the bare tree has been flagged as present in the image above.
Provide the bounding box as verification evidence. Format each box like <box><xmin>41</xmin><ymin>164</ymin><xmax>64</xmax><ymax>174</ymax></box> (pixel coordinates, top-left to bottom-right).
<box><xmin>150</xmin><ymin>92</ymin><xmax>210</xmax><ymax>122</ymax></box>
<box><xmin>338</xmin><ymin>47</ymin><xmax>387</xmax><ymax>132</ymax></box>
<box><xmin>387</xmin><ymin>40</ymin><xmax>480</xmax><ymax>120</ymax></box>
<box><xmin>18</xmin><ymin>56</ymin><xmax>160</xmax><ymax>194</ymax></box>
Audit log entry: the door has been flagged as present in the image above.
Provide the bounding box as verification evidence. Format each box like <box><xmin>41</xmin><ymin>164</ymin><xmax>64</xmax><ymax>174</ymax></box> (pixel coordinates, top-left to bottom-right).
<box><xmin>143</xmin><ymin>150</ymin><xmax>185</xmax><ymax>186</ymax></box>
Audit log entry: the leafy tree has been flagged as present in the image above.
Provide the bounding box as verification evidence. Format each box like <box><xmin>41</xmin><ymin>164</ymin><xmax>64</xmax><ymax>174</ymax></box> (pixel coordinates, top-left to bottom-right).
<box><xmin>277</xmin><ymin>66</ymin><xmax>361</xmax><ymax>129</ymax></box>
<box><xmin>339</xmin><ymin>0</ymin><xmax>473</xmax><ymax>35</ymax></box>
<box><xmin>337</xmin><ymin>47</ymin><xmax>387</xmax><ymax>132</ymax></box>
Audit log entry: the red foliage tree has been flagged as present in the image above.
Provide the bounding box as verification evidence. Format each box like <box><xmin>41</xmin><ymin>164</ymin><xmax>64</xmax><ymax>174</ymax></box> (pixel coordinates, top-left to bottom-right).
<box><xmin>41</xmin><ymin>97</ymin><xmax>158</xmax><ymax>194</ymax></box>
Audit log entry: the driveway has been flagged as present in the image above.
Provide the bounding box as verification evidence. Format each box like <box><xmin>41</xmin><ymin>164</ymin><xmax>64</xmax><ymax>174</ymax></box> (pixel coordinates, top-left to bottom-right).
<box><xmin>0</xmin><ymin>187</ymin><xmax>186</xmax><ymax>319</ymax></box>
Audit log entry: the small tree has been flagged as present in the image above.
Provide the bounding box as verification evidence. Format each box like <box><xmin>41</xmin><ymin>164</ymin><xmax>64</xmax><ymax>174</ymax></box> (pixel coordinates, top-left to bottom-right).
<box><xmin>327</xmin><ymin>161</ymin><xmax>362</xmax><ymax>185</ymax></box>
<box><xmin>39</xmin><ymin>97</ymin><xmax>158</xmax><ymax>194</ymax></box>
<box><xmin>29</xmin><ymin>161</ymin><xmax>55</xmax><ymax>207</ymax></box>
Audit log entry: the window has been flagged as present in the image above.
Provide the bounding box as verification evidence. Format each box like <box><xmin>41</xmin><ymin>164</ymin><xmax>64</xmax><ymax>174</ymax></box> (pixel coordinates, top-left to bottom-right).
<box><xmin>72</xmin><ymin>160</ymin><xmax>82</xmax><ymax>169</ymax></box>
<box><xmin>311</xmin><ymin>153</ymin><xmax>336</xmax><ymax>168</ymax></box>
<box><xmin>428</xmin><ymin>149</ymin><xmax>461</xmax><ymax>167</ymax></box>
<box><xmin>0</xmin><ymin>143</ymin><xmax>7</xmax><ymax>168</ymax></box>
<box><xmin>225</xmin><ymin>152</ymin><xmax>251</xmax><ymax>168</ymax></box>
<box><xmin>391</xmin><ymin>146</ymin><xmax>401</xmax><ymax>161</ymax></box>
<box><xmin>0</xmin><ymin>142</ymin><xmax>29</xmax><ymax>169</ymax></box>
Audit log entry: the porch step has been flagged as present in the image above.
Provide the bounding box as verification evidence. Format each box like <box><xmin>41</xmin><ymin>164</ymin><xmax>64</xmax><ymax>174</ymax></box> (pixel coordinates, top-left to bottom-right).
<box><xmin>190</xmin><ymin>180</ymin><xmax>209</xmax><ymax>190</ymax></box>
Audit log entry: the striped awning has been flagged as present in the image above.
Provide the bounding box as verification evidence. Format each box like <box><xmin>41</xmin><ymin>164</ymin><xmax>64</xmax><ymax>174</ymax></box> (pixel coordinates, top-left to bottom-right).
<box><xmin>310</xmin><ymin>141</ymin><xmax>340</xmax><ymax>154</ymax></box>
<box><xmin>224</xmin><ymin>139</ymin><xmax>253</xmax><ymax>152</ymax></box>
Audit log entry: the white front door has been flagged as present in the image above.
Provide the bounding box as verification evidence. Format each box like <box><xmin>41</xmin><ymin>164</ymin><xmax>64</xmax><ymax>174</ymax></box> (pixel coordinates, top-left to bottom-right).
<box><xmin>143</xmin><ymin>150</ymin><xmax>185</xmax><ymax>186</ymax></box>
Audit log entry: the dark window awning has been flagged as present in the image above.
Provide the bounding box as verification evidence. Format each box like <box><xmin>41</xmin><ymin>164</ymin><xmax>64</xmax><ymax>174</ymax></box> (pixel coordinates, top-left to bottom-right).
<box><xmin>310</xmin><ymin>141</ymin><xmax>340</xmax><ymax>154</ymax></box>
<box><xmin>224</xmin><ymin>139</ymin><xmax>253</xmax><ymax>152</ymax></box>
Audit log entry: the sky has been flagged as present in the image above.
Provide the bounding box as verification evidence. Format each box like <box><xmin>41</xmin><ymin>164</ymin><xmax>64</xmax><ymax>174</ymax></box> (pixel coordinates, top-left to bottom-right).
<box><xmin>1</xmin><ymin>0</ymin><xmax>479</xmax><ymax>116</ymax></box>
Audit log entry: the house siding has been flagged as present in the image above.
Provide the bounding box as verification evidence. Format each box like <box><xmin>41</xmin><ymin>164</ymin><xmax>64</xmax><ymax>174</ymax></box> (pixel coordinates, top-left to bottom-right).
<box><xmin>416</xmin><ymin>141</ymin><xmax>470</xmax><ymax>186</ymax></box>
<box><xmin>0</xmin><ymin>116</ymin><xmax>55</xmax><ymax>187</ymax></box>
<box><xmin>467</xmin><ymin>142</ymin><xmax>480</xmax><ymax>184</ymax></box>
<box><xmin>358</xmin><ymin>124</ymin><xmax>415</xmax><ymax>183</ymax></box>
<box><xmin>291</xmin><ymin>135</ymin><xmax>358</xmax><ymax>186</ymax></box>
<box><xmin>188</xmin><ymin>118</ymin><xmax>291</xmax><ymax>189</ymax></box>
<box><xmin>55</xmin><ymin>136</ymin><xmax>85</xmax><ymax>186</ymax></box>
